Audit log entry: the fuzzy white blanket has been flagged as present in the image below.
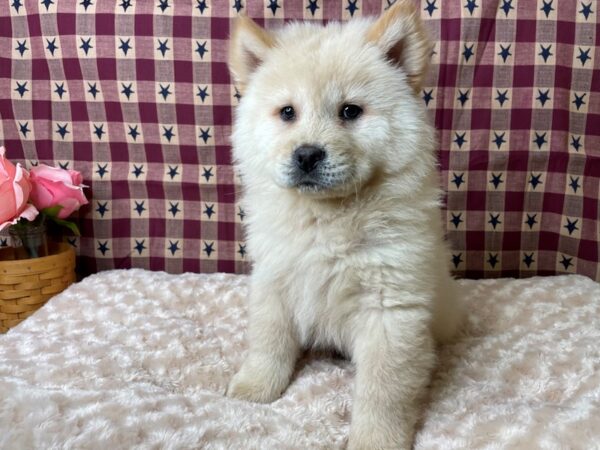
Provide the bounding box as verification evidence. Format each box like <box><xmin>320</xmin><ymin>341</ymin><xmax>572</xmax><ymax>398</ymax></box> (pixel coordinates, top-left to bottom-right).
<box><xmin>0</xmin><ymin>270</ymin><xmax>599</xmax><ymax>449</ymax></box>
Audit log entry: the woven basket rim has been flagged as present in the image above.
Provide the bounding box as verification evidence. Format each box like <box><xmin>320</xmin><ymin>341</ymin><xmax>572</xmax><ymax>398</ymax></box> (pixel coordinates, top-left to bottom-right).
<box><xmin>0</xmin><ymin>243</ymin><xmax>75</xmax><ymax>271</ymax></box>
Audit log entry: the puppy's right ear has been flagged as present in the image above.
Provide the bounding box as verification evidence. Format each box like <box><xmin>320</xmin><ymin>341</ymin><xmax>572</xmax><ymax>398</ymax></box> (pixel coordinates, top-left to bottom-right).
<box><xmin>229</xmin><ymin>16</ymin><xmax>275</xmax><ymax>91</ymax></box>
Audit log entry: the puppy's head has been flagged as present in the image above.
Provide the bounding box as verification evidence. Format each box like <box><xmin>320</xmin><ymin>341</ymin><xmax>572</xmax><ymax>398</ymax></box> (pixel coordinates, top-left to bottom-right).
<box><xmin>229</xmin><ymin>1</ymin><xmax>433</xmax><ymax>199</ymax></box>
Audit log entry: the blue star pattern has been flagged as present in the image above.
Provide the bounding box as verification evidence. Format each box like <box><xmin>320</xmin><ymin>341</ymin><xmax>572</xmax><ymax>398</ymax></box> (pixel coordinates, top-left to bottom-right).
<box><xmin>490</xmin><ymin>173</ymin><xmax>503</xmax><ymax>189</ymax></box>
<box><xmin>495</xmin><ymin>89</ymin><xmax>509</xmax><ymax>107</ymax></box>
<box><xmin>533</xmin><ymin>132</ymin><xmax>547</xmax><ymax>149</ymax></box>
<box><xmin>487</xmin><ymin>253</ymin><xmax>499</xmax><ymax>268</ymax></box>
<box><xmin>463</xmin><ymin>44</ymin><xmax>474</xmax><ymax>62</ymax></box>
<box><xmin>572</xmin><ymin>92</ymin><xmax>586</xmax><ymax>110</ymax></box>
<box><xmin>539</xmin><ymin>45</ymin><xmax>553</xmax><ymax>63</ymax></box>
<box><xmin>121</xmin><ymin>82</ymin><xmax>134</xmax><ymax>100</ymax></box>
<box><xmin>424</xmin><ymin>0</ymin><xmax>438</xmax><ymax>16</ymax></box>
<box><xmin>168</xmin><ymin>240</ymin><xmax>180</xmax><ymax>255</ymax></box>
<box><xmin>500</xmin><ymin>0</ymin><xmax>514</xmax><ymax>16</ymax></box>
<box><xmin>204</xmin><ymin>203</ymin><xmax>215</xmax><ymax>219</ymax></box>
<box><xmin>80</xmin><ymin>37</ymin><xmax>93</xmax><ymax>55</ymax></box>
<box><xmin>452</xmin><ymin>172</ymin><xmax>465</xmax><ymax>189</ymax></box>
<box><xmin>157</xmin><ymin>39</ymin><xmax>169</xmax><ymax>57</ymax></box>
<box><xmin>540</xmin><ymin>0</ymin><xmax>554</xmax><ymax>17</ymax></box>
<box><xmin>169</xmin><ymin>202</ymin><xmax>180</xmax><ymax>217</ymax></box>
<box><xmin>16</xmin><ymin>40</ymin><xmax>28</xmax><ymax>56</ymax></box>
<box><xmin>452</xmin><ymin>253</ymin><xmax>463</xmax><ymax>268</ymax></box>
<box><xmin>46</xmin><ymin>38</ymin><xmax>58</xmax><ymax>56</ymax></box>
<box><xmin>202</xmin><ymin>167</ymin><xmax>214</xmax><ymax>182</ymax></box>
<box><xmin>569</xmin><ymin>176</ymin><xmax>580</xmax><ymax>193</ymax></box>
<box><xmin>11</xmin><ymin>0</ymin><xmax>22</xmax><ymax>13</ymax></box>
<box><xmin>96</xmin><ymin>163</ymin><xmax>108</xmax><ymax>178</ymax></box>
<box><xmin>523</xmin><ymin>253</ymin><xmax>535</xmax><ymax>268</ymax></box>
<box><xmin>134</xmin><ymin>240</ymin><xmax>146</xmax><ymax>255</ymax></box>
<box><xmin>536</xmin><ymin>89</ymin><xmax>551</xmax><ymax>107</ymax></box>
<box><xmin>450</xmin><ymin>213</ymin><xmax>463</xmax><ymax>228</ymax></box>
<box><xmin>307</xmin><ymin>0</ymin><xmax>319</xmax><ymax>16</ymax></box>
<box><xmin>119</xmin><ymin>38</ymin><xmax>132</xmax><ymax>56</ymax></box>
<box><xmin>120</xmin><ymin>0</ymin><xmax>132</xmax><ymax>12</ymax></box>
<box><xmin>162</xmin><ymin>126</ymin><xmax>175</xmax><ymax>142</ymax></box>
<box><xmin>453</xmin><ymin>132</ymin><xmax>467</xmax><ymax>148</ymax></box>
<box><xmin>128</xmin><ymin>125</ymin><xmax>140</xmax><ymax>141</ymax></box>
<box><xmin>93</xmin><ymin>124</ymin><xmax>105</xmax><ymax>139</ymax></box>
<box><xmin>346</xmin><ymin>0</ymin><xmax>358</xmax><ymax>16</ymax></box>
<box><xmin>559</xmin><ymin>255</ymin><xmax>573</xmax><ymax>270</ymax></box>
<box><xmin>199</xmin><ymin>127</ymin><xmax>211</xmax><ymax>144</ymax></box>
<box><xmin>465</xmin><ymin>0</ymin><xmax>478</xmax><ymax>15</ymax></box>
<box><xmin>56</xmin><ymin>123</ymin><xmax>69</xmax><ymax>139</ymax></box>
<box><xmin>98</xmin><ymin>241</ymin><xmax>109</xmax><ymax>256</ymax></box>
<box><xmin>54</xmin><ymin>82</ymin><xmax>66</xmax><ymax>99</ymax></box>
<box><xmin>579</xmin><ymin>2</ymin><xmax>593</xmax><ymax>20</ymax></box>
<box><xmin>570</xmin><ymin>135</ymin><xmax>582</xmax><ymax>151</ymax></box>
<box><xmin>19</xmin><ymin>121</ymin><xmax>30</xmax><ymax>138</ymax></box>
<box><xmin>96</xmin><ymin>201</ymin><xmax>109</xmax><ymax>217</ymax></box>
<box><xmin>422</xmin><ymin>89</ymin><xmax>433</xmax><ymax>106</ymax></box>
<box><xmin>203</xmin><ymin>241</ymin><xmax>214</xmax><ymax>257</ymax></box>
<box><xmin>267</xmin><ymin>0</ymin><xmax>280</xmax><ymax>15</ymax></box>
<box><xmin>197</xmin><ymin>85</ymin><xmax>209</xmax><ymax>102</ymax></box>
<box><xmin>529</xmin><ymin>173</ymin><xmax>543</xmax><ymax>189</ymax></box>
<box><xmin>14</xmin><ymin>81</ymin><xmax>28</xmax><ymax>97</ymax></box>
<box><xmin>134</xmin><ymin>201</ymin><xmax>146</xmax><ymax>216</ymax></box>
<box><xmin>41</xmin><ymin>0</ymin><xmax>54</xmax><ymax>11</ymax></box>
<box><xmin>498</xmin><ymin>44</ymin><xmax>511</xmax><ymax>63</ymax></box>
<box><xmin>88</xmin><ymin>82</ymin><xmax>100</xmax><ymax>98</ymax></box>
<box><xmin>196</xmin><ymin>0</ymin><xmax>208</xmax><ymax>14</ymax></box>
<box><xmin>492</xmin><ymin>132</ymin><xmax>506</xmax><ymax>149</ymax></box>
<box><xmin>158</xmin><ymin>83</ymin><xmax>171</xmax><ymax>100</ymax></box>
<box><xmin>564</xmin><ymin>218</ymin><xmax>579</xmax><ymax>235</ymax></box>
<box><xmin>577</xmin><ymin>47</ymin><xmax>591</xmax><ymax>66</ymax></box>
<box><xmin>457</xmin><ymin>89</ymin><xmax>470</xmax><ymax>106</ymax></box>
<box><xmin>488</xmin><ymin>213</ymin><xmax>501</xmax><ymax>229</ymax></box>
<box><xmin>232</xmin><ymin>0</ymin><xmax>243</xmax><ymax>13</ymax></box>
<box><xmin>525</xmin><ymin>214</ymin><xmax>538</xmax><ymax>229</ymax></box>
<box><xmin>157</xmin><ymin>0</ymin><xmax>170</xmax><ymax>13</ymax></box>
<box><xmin>2</xmin><ymin>2</ymin><xmax>597</xmax><ymax>280</ymax></box>
<box><xmin>132</xmin><ymin>164</ymin><xmax>144</xmax><ymax>178</ymax></box>
<box><xmin>167</xmin><ymin>165</ymin><xmax>179</xmax><ymax>179</ymax></box>
<box><xmin>195</xmin><ymin>41</ymin><xmax>208</xmax><ymax>59</ymax></box>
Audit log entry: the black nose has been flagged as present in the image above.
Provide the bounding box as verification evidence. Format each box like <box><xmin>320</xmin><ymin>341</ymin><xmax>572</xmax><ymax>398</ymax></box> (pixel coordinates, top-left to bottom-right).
<box><xmin>293</xmin><ymin>145</ymin><xmax>326</xmax><ymax>173</ymax></box>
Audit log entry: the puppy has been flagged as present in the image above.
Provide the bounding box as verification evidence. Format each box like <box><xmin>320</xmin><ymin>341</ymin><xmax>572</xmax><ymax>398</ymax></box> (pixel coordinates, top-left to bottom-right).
<box><xmin>226</xmin><ymin>2</ymin><xmax>461</xmax><ymax>448</ymax></box>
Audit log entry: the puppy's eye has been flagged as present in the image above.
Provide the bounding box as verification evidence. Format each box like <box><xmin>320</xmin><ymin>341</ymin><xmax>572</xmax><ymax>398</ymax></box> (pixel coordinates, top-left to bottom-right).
<box><xmin>340</xmin><ymin>104</ymin><xmax>363</xmax><ymax>121</ymax></box>
<box><xmin>280</xmin><ymin>106</ymin><xmax>295</xmax><ymax>122</ymax></box>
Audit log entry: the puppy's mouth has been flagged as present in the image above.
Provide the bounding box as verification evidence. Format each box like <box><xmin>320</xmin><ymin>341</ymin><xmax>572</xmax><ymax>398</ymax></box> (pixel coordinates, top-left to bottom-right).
<box><xmin>296</xmin><ymin>179</ymin><xmax>325</xmax><ymax>193</ymax></box>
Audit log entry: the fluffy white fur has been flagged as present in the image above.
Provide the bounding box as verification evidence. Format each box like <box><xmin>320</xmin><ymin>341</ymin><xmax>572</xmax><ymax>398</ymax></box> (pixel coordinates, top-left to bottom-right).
<box><xmin>227</xmin><ymin>3</ymin><xmax>460</xmax><ymax>448</ymax></box>
<box><xmin>1</xmin><ymin>270</ymin><xmax>599</xmax><ymax>449</ymax></box>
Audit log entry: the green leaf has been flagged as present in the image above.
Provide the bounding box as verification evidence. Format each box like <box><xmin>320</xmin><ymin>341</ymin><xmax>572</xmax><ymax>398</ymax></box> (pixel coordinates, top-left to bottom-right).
<box><xmin>42</xmin><ymin>205</ymin><xmax>64</xmax><ymax>217</ymax></box>
<box><xmin>48</xmin><ymin>216</ymin><xmax>80</xmax><ymax>236</ymax></box>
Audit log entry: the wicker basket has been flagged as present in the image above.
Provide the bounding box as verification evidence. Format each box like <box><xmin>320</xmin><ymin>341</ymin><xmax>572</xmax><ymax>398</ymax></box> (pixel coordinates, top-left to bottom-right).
<box><xmin>0</xmin><ymin>243</ymin><xmax>76</xmax><ymax>333</ymax></box>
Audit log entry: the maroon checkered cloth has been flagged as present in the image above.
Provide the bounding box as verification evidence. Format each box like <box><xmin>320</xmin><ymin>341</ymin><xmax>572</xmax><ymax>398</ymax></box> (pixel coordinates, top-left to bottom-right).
<box><xmin>0</xmin><ymin>0</ymin><xmax>598</xmax><ymax>280</ymax></box>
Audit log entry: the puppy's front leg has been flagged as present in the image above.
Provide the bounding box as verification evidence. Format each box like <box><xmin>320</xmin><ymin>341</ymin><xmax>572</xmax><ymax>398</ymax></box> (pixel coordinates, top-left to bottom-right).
<box><xmin>348</xmin><ymin>309</ymin><xmax>435</xmax><ymax>450</ymax></box>
<box><xmin>227</xmin><ymin>283</ymin><xmax>300</xmax><ymax>403</ymax></box>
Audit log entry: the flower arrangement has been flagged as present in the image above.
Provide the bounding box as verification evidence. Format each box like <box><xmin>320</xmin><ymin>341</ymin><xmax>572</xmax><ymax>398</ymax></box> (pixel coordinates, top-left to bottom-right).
<box><xmin>0</xmin><ymin>146</ymin><xmax>88</xmax><ymax>258</ymax></box>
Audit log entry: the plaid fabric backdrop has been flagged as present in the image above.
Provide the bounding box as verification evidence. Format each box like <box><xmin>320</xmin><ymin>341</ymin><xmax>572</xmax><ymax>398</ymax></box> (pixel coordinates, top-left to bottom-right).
<box><xmin>0</xmin><ymin>0</ymin><xmax>598</xmax><ymax>280</ymax></box>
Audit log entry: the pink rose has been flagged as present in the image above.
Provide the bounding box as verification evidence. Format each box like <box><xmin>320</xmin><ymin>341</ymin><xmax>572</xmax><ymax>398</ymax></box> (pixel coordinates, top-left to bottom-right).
<box><xmin>0</xmin><ymin>147</ymin><xmax>39</xmax><ymax>231</ymax></box>
<box><xmin>29</xmin><ymin>164</ymin><xmax>88</xmax><ymax>219</ymax></box>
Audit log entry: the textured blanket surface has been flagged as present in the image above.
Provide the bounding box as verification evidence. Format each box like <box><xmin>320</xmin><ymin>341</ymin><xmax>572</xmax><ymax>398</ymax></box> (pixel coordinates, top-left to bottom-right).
<box><xmin>0</xmin><ymin>270</ymin><xmax>599</xmax><ymax>449</ymax></box>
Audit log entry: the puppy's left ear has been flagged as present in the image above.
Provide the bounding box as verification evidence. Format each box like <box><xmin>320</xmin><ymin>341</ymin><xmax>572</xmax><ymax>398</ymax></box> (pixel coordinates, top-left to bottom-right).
<box><xmin>367</xmin><ymin>0</ymin><xmax>432</xmax><ymax>93</ymax></box>
<box><xmin>229</xmin><ymin>15</ymin><xmax>275</xmax><ymax>92</ymax></box>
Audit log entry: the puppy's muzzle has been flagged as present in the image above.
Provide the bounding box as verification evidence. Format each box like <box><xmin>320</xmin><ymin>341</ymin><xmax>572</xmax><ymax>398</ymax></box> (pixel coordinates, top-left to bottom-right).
<box><xmin>293</xmin><ymin>145</ymin><xmax>326</xmax><ymax>173</ymax></box>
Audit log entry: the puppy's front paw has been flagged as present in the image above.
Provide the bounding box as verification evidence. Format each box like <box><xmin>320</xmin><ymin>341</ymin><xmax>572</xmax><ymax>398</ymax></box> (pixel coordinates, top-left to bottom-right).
<box><xmin>226</xmin><ymin>360</ymin><xmax>286</xmax><ymax>403</ymax></box>
<box><xmin>347</xmin><ymin>431</ymin><xmax>410</xmax><ymax>450</ymax></box>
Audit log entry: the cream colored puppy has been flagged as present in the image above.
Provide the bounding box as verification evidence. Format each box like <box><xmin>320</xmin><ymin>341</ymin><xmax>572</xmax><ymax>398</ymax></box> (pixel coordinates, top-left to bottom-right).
<box><xmin>227</xmin><ymin>2</ymin><xmax>461</xmax><ymax>448</ymax></box>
